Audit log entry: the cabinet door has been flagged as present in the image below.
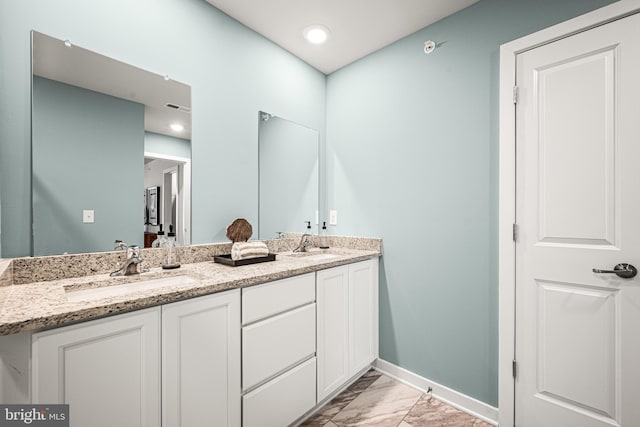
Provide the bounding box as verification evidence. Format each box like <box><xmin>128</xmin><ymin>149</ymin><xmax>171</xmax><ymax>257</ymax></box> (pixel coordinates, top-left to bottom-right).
<box><xmin>349</xmin><ymin>259</ymin><xmax>379</xmax><ymax>376</ymax></box>
<box><xmin>316</xmin><ymin>265</ymin><xmax>349</xmax><ymax>402</ymax></box>
<box><xmin>32</xmin><ymin>308</ymin><xmax>161</xmax><ymax>427</ymax></box>
<box><xmin>162</xmin><ymin>290</ymin><xmax>240</xmax><ymax>427</ymax></box>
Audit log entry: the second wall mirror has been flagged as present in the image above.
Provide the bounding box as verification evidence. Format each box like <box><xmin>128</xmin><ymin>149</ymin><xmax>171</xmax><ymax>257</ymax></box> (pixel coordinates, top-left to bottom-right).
<box><xmin>258</xmin><ymin>111</ymin><xmax>319</xmax><ymax>240</ymax></box>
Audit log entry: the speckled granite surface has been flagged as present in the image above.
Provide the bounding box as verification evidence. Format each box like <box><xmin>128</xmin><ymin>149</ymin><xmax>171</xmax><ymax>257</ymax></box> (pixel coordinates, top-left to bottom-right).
<box><xmin>0</xmin><ymin>238</ymin><xmax>381</xmax><ymax>336</ymax></box>
<box><xmin>8</xmin><ymin>236</ymin><xmax>381</xmax><ymax>285</ymax></box>
<box><xmin>10</xmin><ymin>243</ymin><xmax>235</xmax><ymax>285</ymax></box>
<box><xmin>0</xmin><ymin>260</ymin><xmax>11</xmax><ymax>287</ymax></box>
<box><xmin>285</xmin><ymin>234</ymin><xmax>383</xmax><ymax>253</ymax></box>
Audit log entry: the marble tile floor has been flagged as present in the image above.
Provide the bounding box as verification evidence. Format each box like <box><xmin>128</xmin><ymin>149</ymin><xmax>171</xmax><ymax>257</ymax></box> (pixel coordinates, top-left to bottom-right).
<box><xmin>299</xmin><ymin>370</ymin><xmax>493</xmax><ymax>427</ymax></box>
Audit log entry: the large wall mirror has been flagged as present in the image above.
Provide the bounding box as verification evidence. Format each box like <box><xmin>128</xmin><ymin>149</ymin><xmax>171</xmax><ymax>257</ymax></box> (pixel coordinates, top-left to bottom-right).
<box><xmin>258</xmin><ymin>112</ymin><xmax>318</xmax><ymax>239</ymax></box>
<box><xmin>31</xmin><ymin>31</ymin><xmax>191</xmax><ymax>256</ymax></box>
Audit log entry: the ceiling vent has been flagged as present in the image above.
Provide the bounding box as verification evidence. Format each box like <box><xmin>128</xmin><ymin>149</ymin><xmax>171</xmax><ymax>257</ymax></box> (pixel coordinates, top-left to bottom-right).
<box><xmin>164</xmin><ymin>103</ymin><xmax>191</xmax><ymax>114</ymax></box>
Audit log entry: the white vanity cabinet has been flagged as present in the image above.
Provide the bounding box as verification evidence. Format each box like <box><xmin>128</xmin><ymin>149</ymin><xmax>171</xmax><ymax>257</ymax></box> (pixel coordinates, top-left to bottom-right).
<box><xmin>162</xmin><ymin>290</ymin><xmax>241</xmax><ymax>427</ymax></box>
<box><xmin>32</xmin><ymin>307</ymin><xmax>162</xmax><ymax>427</ymax></box>
<box><xmin>241</xmin><ymin>273</ymin><xmax>317</xmax><ymax>427</ymax></box>
<box><xmin>30</xmin><ymin>289</ymin><xmax>242</xmax><ymax>427</ymax></box>
<box><xmin>316</xmin><ymin>258</ymin><xmax>379</xmax><ymax>402</ymax></box>
<box><xmin>4</xmin><ymin>254</ymin><xmax>379</xmax><ymax>427</ymax></box>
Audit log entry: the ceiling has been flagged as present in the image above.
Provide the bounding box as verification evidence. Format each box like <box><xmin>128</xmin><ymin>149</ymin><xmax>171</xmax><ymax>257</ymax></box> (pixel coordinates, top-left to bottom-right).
<box><xmin>205</xmin><ymin>0</ymin><xmax>479</xmax><ymax>74</ymax></box>
<box><xmin>32</xmin><ymin>32</ymin><xmax>192</xmax><ymax>140</ymax></box>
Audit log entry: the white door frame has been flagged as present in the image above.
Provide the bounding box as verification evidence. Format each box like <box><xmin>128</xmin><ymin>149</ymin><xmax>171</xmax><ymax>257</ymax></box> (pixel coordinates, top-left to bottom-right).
<box><xmin>144</xmin><ymin>151</ymin><xmax>191</xmax><ymax>246</ymax></box>
<box><xmin>498</xmin><ymin>1</ymin><xmax>640</xmax><ymax>426</ymax></box>
<box><xmin>162</xmin><ymin>165</ymin><xmax>178</xmax><ymax>242</ymax></box>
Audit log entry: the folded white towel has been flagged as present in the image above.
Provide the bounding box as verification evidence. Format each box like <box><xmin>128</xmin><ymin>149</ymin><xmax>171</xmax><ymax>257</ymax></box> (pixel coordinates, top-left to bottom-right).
<box><xmin>231</xmin><ymin>241</ymin><xmax>269</xmax><ymax>260</ymax></box>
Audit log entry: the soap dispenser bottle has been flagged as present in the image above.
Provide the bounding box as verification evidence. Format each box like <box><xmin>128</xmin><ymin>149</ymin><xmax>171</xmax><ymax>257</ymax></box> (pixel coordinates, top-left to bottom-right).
<box><xmin>152</xmin><ymin>224</ymin><xmax>165</xmax><ymax>248</ymax></box>
<box><xmin>162</xmin><ymin>225</ymin><xmax>181</xmax><ymax>269</ymax></box>
<box><xmin>319</xmin><ymin>221</ymin><xmax>329</xmax><ymax>249</ymax></box>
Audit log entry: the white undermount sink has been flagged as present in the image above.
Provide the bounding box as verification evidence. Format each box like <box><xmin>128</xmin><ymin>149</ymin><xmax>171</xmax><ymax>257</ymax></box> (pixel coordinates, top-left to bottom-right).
<box><xmin>284</xmin><ymin>251</ymin><xmax>341</xmax><ymax>261</ymax></box>
<box><xmin>65</xmin><ymin>274</ymin><xmax>199</xmax><ymax>303</ymax></box>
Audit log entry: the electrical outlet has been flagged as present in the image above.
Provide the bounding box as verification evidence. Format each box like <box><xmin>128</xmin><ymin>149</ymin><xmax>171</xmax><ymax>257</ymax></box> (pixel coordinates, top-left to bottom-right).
<box><xmin>83</xmin><ymin>210</ymin><xmax>94</xmax><ymax>224</ymax></box>
<box><xmin>329</xmin><ymin>210</ymin><xmax>338</xmax><ymax>225</ymax></box>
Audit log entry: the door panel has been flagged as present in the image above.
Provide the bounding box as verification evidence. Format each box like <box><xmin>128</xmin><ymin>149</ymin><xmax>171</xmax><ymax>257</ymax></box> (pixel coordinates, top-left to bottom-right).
<box><xmin>316</xmin><ymin>266</ymin><xmax>349</xmax><ymax>402</ymax></box>
<box><xmin>349</xmin><ymin>259</ymin><xmax>378</xmax><ymax>375</ymax></box>
<box><xmin>162</xmin><ymin>291</ymin><xmax>241</xmax><ymax>427</ymax></box>
<box><xmin>32</xmin><ymin>308</ymin><xmax>161</xmax><ymax>427</ymax></box>
<box><xmin>537</xmin><ymin>47</ymin><xmax>616</xmax><ymax>246</ymax></box>
<box><xmin>536</xmin><ymin>281</ymin><xmax>617</xmax><ymax>418</ymax></box>
<box><xmin>516</xmin><ymin>12</ymin><xmax>640</xmax><ymax>427</ymax></box>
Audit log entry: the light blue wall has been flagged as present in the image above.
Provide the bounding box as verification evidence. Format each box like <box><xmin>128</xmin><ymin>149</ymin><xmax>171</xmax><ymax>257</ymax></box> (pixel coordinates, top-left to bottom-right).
<box><xmin>326</xmin><ymin>0</ymin><xmax>617</xmax><ymax>406</ymax></box>
<box><xmin>145</xmin><ymin>132</ymin><xmax>191</xmax><ymax>160</ymax></box>
<box><xmin>32</xmin><ymin>76</ymin><xmax>144</xmax><ymax>255</ymax></box>
<box><xmin>0</xmin><ymin>0</ymin><xmax>326</xmax><ymax>257</ymax></box>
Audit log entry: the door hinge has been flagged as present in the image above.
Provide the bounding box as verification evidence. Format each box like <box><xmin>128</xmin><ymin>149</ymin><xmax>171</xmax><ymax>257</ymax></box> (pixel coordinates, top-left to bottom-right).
<box><xmin>512</xmin><ymin>360</ymin><xmax>517</xmax><ymax>379</ymax></box>
<box><xmin>512</xmin><ymin>223</ymin><xmax>518</xmax><ymax>242</ymax></box>
<box><xmin>513</xmin><ymin>86</ymin><xmax>519</xmax><ymax>104</ymax></box>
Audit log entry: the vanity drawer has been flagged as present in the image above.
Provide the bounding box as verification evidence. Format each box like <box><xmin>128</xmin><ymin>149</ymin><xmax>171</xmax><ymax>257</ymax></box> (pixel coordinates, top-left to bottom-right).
<box><xmin>242</xmin><ymin>303</ymin><xmax>316</xmax><ymax>391</ymax></box>
<box><xmin>242</xmin><ymin>272</ymin><xmax>315</xmax><ymax>325</ymax></box>
<box><xmin>242</xmin><ymin>356</ymin><xmax>316</xmax><ymax>427</ymax></box>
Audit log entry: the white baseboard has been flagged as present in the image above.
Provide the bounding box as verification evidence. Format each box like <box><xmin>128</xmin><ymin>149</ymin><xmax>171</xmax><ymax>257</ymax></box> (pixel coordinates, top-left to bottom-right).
<box><xmin>373</xmin><ymin>358</ymin><xmax>499</xmax><ymax>426</ymax></box>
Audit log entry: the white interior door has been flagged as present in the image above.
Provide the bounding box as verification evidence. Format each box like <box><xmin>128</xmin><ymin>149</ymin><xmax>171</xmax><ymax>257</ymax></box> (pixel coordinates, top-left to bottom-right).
<box><xmin>162</xmin><ymin>166</ymin><xmax>179</xmax><ymax>239</ymax></box>
<box><xmin>515</xmin><ymin>13</ymin><xmax>640</xmax><ymax>427</ymax></box>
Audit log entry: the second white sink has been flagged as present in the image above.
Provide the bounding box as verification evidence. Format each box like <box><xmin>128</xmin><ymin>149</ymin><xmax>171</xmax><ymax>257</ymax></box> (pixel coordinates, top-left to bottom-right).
<box><xmin>298</xmin><ymin>253</ymin><xmax>340</xmax><ymax>261</ymax></box>
<box><xmin>283</xmin><ymin>251</ymin><xmax>341</xmax><ymax>261</ymax></box>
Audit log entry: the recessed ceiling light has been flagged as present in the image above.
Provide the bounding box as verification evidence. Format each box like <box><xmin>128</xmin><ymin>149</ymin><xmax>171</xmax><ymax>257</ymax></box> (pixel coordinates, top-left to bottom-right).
<box><xmin>303</xmin><ymin>24</ymin><xmax>330</xmax><ymax>45</ymax></box>
<box><xmin>170</xmin><ymin>123</ymin><xmax>184</xmax><ymax>132</ymax></box>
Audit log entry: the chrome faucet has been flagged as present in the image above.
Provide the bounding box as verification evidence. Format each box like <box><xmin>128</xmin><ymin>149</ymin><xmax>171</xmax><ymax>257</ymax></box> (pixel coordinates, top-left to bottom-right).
<box><xmin>114</xmin><ymin>240</ymin><xmax>128</xmax><ymax>251</ymax></box>
<box><xmin>293</xmin><ymin>234</ymin><xmax>312</xmax><ymax>253</ymax></box>
<box><xmin>111</xmin><ymin>243</ymin><xmax>143</xmax><ymax>276</ymax></box>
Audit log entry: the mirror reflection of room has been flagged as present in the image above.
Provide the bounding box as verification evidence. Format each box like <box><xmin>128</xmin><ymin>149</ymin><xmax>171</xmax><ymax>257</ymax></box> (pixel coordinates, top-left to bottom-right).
<box><xmin>143</xmin><ymin>139</ymin><xmax>191</xmax><ymax>247</ymax></box>
<box><xmin>31</xmin><ymin>31</ymin><xmax>191</xmax><ymax>255</ymax></box>
<box><xmin>258</xmin><ymin>112</ymin><xmax>319</xmax><ymax>240</ymax></box>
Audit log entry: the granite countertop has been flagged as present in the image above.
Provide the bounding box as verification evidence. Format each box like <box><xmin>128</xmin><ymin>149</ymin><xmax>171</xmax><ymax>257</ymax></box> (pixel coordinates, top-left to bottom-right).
<box><xmin>0</xmin><ymin>247</ymin><xmax>380</xmax><ymax>336</ymax></box>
